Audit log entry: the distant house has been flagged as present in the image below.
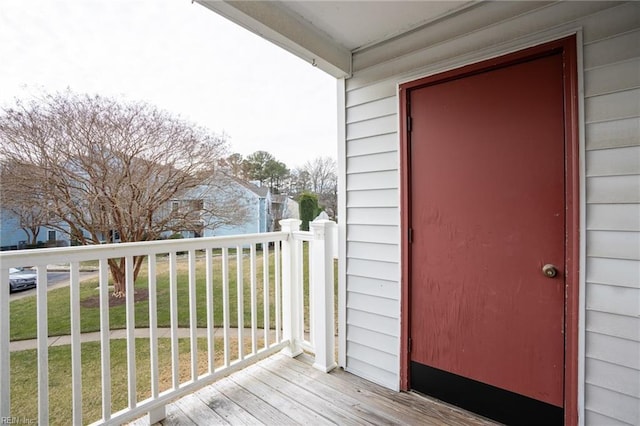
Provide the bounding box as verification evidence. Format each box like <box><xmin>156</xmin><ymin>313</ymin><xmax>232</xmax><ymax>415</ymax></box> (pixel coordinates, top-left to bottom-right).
<box><xmin>0</xmin><ymin>208</ymin><xmax>70</xmax><ymax>250</ymax></box>
<box><xmin>168</xmin><ymin>174</ymin><xmax>299</xmax><ymax>239</ymax></box>
<box><xmin>271</xmin><ymin>193</ymin><xmax>300</xmax><ymax>231</ymax></box>
<box><xmin>1</xmin><ymin>173</ymin><xmax>300</xmax><ymax>249</ymax></box>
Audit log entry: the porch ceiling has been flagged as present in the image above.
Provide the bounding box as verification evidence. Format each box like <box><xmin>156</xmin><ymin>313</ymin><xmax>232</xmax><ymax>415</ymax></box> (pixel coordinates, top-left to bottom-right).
<box><xmin>194</xmin><ymin>0</ymin><xmax>478</xmax><ymax>78</ymax></box>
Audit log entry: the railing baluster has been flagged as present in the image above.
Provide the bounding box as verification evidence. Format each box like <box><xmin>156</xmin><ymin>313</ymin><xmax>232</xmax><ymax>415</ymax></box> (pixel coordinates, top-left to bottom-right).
<box><xmin>236</xmin><ymin>245</ymin><xmax>244</xmax><ymax>361</ymax></box>
<box><xmin>263</xmin><ymin>242</ymin><xmax>270</xmax><ymax>349</ymax></box>
<box><xmin>0</xmin><ymin>268</ymin><xmax>10</xmax><ymax>418</ymax></box>
<box><xmin>310</xmin><ymin>220</ymin><xmax>337</xmax><ymax>372</ymax></box>
<box><xmin>148</xmin><ymin>255</ymin><xmax>159</xmax><ymax>398</ymax></box>
<box><xmin>99</xmin><ymin>259</ymin><xmax>112</xmax><ymax>421</ymax></box>
<box><xmin>280</xmin><ymin>219</ymin><xmax>302</xmax><ymax>357</ymax></box>
<box><xmin>307</xmin><ymin>240</ymin><xmax>314</xmax><ymax>348</ymax></box>
<box><xmin>275</xmin><ymin>242</ymin><xmax>281</xmax><ymax>343</ymax></box>
<box><xmin>250</xmin><ymin>244</ymin><xmax>257</xmax><ymax>355</ymax></box>
<box><xmin>169</xmin><ymin>252</ymin><xmax>179</xmax><ymax>389</ymax></box>
<box><xmin>0</xmin><ymin>230</ymin><xmax>309</xmax><ymax>425</ymax></box>
<box><xmin>222</xmin><ymin>248</ymin><xmax>230</xmax><ymax>367</ymax></box>
<box><xmin>296</xmin><ymin>230</ymin><xmax>304</xmax><ymax>349</ymax></box>
<box><xmin>147</xmin><ymin>254</ymin><xmax>165</xmax><ymax>424</ymax></box>
<box><xmin>205</xmin><ymin>248</ymin><xmax>215</xmax><ymax>374</ymax></box>
<box><xmin>36</xmin><ymin>265</ymin><xmax>48</xmax><ymax>426</ymax></box>
<box><xmin>70</xmin><ymin>261</ymin><xmax>82</xmax><ymax>425</ymax></box>
<box><xmin>125</xmin><ymin>256</ymin><xmax>137</xmax><ymax>409</ymax></box>
<box><xmin>188</xmin><ymin>250</ymin><xmax>198</xmax><ymax>381</ymax></box>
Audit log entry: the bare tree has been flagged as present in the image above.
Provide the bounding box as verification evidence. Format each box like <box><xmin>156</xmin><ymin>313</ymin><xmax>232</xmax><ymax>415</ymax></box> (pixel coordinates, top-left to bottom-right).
<box><xmin>0</xmin><ymin>163</ymin><xmax>49</xmax><ymax>245</ymax></box>
<box><xmin>218</xmin><ymin>153</ymin><xmax>246</xmax><ymax>178</ymax></box>
<box><xmin>0</xmin><ymin>91</ymin><xmax>241</xmax><ymax>297</ymax></box>
<box><xmin>289</xmin><ymin>168</ymin><xmax>311</xmax><ymax>196</ymax></box>
<box><xmin>296</xmin><ymin>157</ymin><xmax>337</xmax><ymax>220</ymax></box>
<box><xmin>166</xmin><ymin>172</ymin><xmax>251</xmax><ymax>237</ymax></box>
<box><xmin>303</xmin><ymin>157</ymin><xmax>337</xmax><ymax>195</ymax></box>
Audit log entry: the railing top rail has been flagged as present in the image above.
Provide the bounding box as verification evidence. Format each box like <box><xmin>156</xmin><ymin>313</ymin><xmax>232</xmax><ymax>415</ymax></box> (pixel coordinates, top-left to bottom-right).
<box><xmin>0</xmin><ymin>231</ymin><xmax>289</xmax><ymax>268</ymax></box>
<box><xmin>1</xmin><ymin>220</ymin><xmax>337</xmax><ymax>424</ymax></box>
<box><xmin>291</xmin><ymin>230</ymin><xmax>313</xmax><ymax>241</ymax></box>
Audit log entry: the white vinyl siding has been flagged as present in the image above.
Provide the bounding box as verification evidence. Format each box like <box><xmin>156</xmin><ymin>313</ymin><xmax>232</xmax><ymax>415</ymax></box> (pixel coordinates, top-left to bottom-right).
<box><xmin>586</xmin><ymin>117</ymin><xmax>640</xmax><ymax>150</ymax></box>
<box><xmin>347</xmin><ymin>207</ymin><xmax>398</xmax><ymax>226</ymax></box>
<box><xmin>342</xmin><ymin>1</ymin><xmax>640</xmax><ymax>422</ymax></box>
<box><xmin>582</xmin><ymin>5</ymin><xmax>640</xmax><ymax>424</ymax></box>
<box><xmin>343</xmin><ymin>88</ymin><xmax>401</xmax><ymax>389</ymax></box>
<box><xmin>586</xmin><ymin>204</ymin><xmax>640</xmax><ymax>231</ymax></box>
<box><xmin>586</xmin><ymin>146</ymin><xmax>640</xmax><ymax>177</ymax></box>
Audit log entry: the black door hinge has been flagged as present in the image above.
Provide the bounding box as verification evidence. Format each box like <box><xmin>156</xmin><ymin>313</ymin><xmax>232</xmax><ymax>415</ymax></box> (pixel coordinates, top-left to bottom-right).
<box><xmin>408</xmin><ymin>337</ymin><xmax>412</xmax><ymax>353</ymax></box>
<box><xmin>407</xmin><ymin>116</ymin><xmax>412</xmax><ymax>132</ymax></box>
<box><xmin>408</xmin><ymin>227</ymin><xmax>413</xmax><ymax>244</ymax></box>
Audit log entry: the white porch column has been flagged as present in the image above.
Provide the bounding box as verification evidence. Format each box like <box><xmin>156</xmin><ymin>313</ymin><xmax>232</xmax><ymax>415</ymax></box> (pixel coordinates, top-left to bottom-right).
<box><xmin>310</xmin><ymin>219</ymin><xmax>337</xmax><ymax>372</ymax></box>
<box><xmin>280</xmin><ymin>219</ymin><xmax>303</xmax><ymax>357</ymax></box>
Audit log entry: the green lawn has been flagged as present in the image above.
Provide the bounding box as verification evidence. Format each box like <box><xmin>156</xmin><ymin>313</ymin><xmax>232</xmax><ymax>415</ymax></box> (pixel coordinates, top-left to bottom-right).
<box><xmin>8</xmin><ymin>245</ymin><xmax>338</xmax><ymax>424</ymax></box>
<box><xmin>10</xmin><ymin>337</ymin><xmax>244</xmax><ymax>425</ymax></box>
<box><xmin>10</xmin><ymin>250</ymin><xmax>286</xmax><ymax>341</ymax></box>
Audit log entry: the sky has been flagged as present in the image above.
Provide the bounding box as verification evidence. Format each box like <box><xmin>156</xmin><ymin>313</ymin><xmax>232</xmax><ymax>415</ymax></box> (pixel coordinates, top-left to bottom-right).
<box><xmin>0</xmin><ymin>0</ymin><xmax>338</xmax><ymax>169</ymax></box>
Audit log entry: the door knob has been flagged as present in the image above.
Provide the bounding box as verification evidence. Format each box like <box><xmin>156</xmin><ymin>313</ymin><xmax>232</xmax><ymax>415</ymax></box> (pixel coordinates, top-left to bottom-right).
<box><xmin>542</xmin><ymin>264</ymin><xmax>558</xmax><ymax>278</ymax></box>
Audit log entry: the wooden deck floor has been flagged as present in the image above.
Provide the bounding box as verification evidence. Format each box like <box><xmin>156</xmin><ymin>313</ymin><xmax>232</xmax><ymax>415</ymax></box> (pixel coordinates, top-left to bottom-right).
<box><xmin>131</xmin><ymin>353</ymin><xmax>499</xmax><ymax>425</ymax></box>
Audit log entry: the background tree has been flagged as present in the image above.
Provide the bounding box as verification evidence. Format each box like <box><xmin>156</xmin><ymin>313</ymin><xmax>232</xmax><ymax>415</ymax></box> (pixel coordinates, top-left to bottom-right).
<box><xmin>0</xmin><ymin>91</ymin><xmax>236</xmax><ymax>297</ymax></box>
<box><xmin>0</xmin><ymin>162</ymin><xmax>49</xmax><ymax>245</ymax></box>
<box><xmin>219</xmin><ymin>152</ymin><xmax>246</xmax><ymax>178</ymax></box>
<box><xmin>304</xmin><ymin>157</ymin><xmax>337</xmax><ymax>194</ymax></box>
<box><xmin>263</xmin><ymin>159</ymin><xmax>289</xmax><ymax>194</ymax></box>
<box><xmin>243</xmin><ymin>150</ymin><xmax>289</xmax><ymax>193</ymax></box>
<box><xmin>293</xmin><ymin>156</ymin><xmax>337</xmax><ymax>220</ymax></box>
<box><xmin>289</xmin><ymin>168</ymin><xmax>311</xmax><ymax>195</ymax></box>
<box><xmin>243</xmin><ymin>150</ymin><xmax>275</xmax><ymax>183</ymax></box>
<box><xmin>298</xmin><ymin>192</ymin><xmax>321</xmax><ymax>231</ymax></box>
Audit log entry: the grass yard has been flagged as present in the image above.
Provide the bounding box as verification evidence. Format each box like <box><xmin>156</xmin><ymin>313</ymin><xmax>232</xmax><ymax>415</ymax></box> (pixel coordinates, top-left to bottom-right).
<box><xmin>10</xmin><ymin>337</ymin><xmax>253</xmax><ymax>425</ymax></box>
<box><xmin>8</xmin><ymin>244</ymin><xmax>338</xmax><ymax>424</ymax></box>
<box><xmin>10</xmin><ymin>249</ymin><xmax>291</xmax><ymax>341</ymax></box>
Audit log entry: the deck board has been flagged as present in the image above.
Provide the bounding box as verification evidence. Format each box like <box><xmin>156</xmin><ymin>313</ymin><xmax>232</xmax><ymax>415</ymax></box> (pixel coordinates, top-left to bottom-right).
<box><xmin>246</xmin><ymin>363</ymin><xmax>367</xmax><ymax>426</ymax></box>
<box><xmin>172</xmin><ymin>393</ymin><xmax>230</xmax><ymax>425</ymax></box>
<box><xmin>215</xmin><ymin>376</ymin><xmax>296</xmax><ymax>425</ymax></box>
<box><xmin>330</xmin><ymin>367</ymin><xmax>493</xmax><ymax>426</ymax></box>
<box><xmin>229</xmin><ymin>368</ymin><xmax>333</xmax><ymax>425</ymax></box>
<box><xmin>273</xmin><ymin>354</ymin><xmax>495</xmax><ymax>426</ymax></box>
<box><xmin>259</xmin><ymin>356</ymin><xmax>396</xmax><ymax>425</ymax></box>
<box><xmin>130</xmin><ymin>353</ymin><xmax>499</xmax><ymax>425</ymax></box>
<box><xmin>163</xmin><ymin>404</ymin><xmax>198</xmax><ymax>426</ymax></box>
<box><xmin>193</xmin><ymin>385</ymin><xmax>263</xmax><ymax>425</ymax></box>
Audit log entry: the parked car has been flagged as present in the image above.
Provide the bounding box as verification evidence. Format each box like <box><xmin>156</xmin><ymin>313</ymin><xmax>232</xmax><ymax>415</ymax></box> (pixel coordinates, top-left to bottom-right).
<box><xmin>9</xmin><ymin>267</ymin><xmax>37</xmax><ymax>292</ymax></box>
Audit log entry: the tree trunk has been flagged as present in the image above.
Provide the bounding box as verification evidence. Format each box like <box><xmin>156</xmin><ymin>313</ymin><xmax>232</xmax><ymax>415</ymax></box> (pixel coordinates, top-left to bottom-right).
<box><xmin>22</xmin><ymin>228</ymin><xmax>39</xmax><ymax>245</ymax></box>
<box><xmin>109</xmin><ymin>259</ymin><xmax>126</xmax><ymax>298</ymax></box>
<box><xmin>108</xmin><ymin>256</ymin><xmax>145</xmax><ymax>298</ymax></box>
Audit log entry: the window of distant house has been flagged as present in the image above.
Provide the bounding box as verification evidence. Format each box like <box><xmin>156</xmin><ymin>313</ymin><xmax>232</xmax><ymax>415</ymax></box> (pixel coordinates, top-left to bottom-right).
<box><xmin>190</xmin><ymin>199</ymin><xmax>204</xmax><ymax>210</ymax></box>
<box><xmin>109</xmin><ymin>230</ymin><xmax>120</xmax><ymax>242</ymax></box>
<box><xmin>48</xmin><ymin>230</ymin><xmax>56</xmax><ymax>241</ymax></box>
<box><xmin>172</xmin><ymin>201</ymin><xmax>179</xmax><ymax>212</ymax></box>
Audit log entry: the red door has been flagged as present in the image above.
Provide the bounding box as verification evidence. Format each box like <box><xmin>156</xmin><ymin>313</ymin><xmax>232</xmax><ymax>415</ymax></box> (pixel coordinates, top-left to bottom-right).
<box><xmin>406</xmin><ymin>50</ymin><xmax>568</xmax><ymax>424</ymax></box>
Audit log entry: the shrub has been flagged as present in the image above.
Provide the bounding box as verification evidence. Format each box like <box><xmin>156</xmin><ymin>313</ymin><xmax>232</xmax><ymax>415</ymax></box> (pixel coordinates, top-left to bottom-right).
<box><xmin>298</xmin><ymin>192</ymin><xmax>321</xmax><ymax>231</ymax></box>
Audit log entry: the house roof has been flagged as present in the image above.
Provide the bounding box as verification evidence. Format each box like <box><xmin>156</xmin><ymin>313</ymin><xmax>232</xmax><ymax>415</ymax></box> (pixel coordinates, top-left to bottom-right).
<box><xmin>231</xmin><ymin>176</ymin><xmax>270</xmax><ymax>198</ymax></box>
<box><xmin>186</xmin><ymin>172</ymin><xmax>270</xmax><ymax>199</ymax></box>
<box><xmin>194</xmin><ymin>0</ymin><xmax>478</xmax><ymax>78</ymax></box>
<box><xmin>271</xmin><ymin>193</ymin><xmax>295</xmax><ymax>205</ymax></box>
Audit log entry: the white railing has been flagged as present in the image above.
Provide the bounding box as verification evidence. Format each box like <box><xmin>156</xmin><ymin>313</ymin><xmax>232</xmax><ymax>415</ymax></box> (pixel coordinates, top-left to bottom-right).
<box><xmin>0</xmin><ymin>218</ymin><xmax>336</xmax><ymax>425</ymax></box>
